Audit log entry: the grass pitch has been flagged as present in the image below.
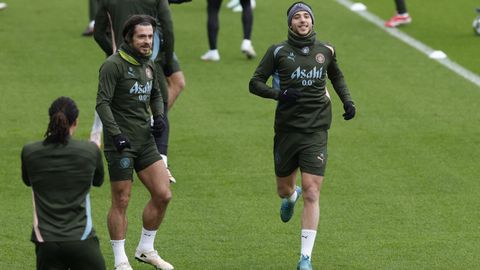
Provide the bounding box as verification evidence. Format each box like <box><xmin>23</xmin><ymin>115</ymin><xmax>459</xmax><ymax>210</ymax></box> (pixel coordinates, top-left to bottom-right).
<box><xmin>1</xmin><ymin>0</ymin><xmax>479</xmax><ymax>269</ymax></box>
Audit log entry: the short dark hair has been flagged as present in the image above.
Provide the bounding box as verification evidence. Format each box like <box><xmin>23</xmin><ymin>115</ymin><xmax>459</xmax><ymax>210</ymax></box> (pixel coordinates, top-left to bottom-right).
<box><xmin>122</xmin><ymin>14</ymin><xmax>157</xmax><ymax>44</ymax></box>
<box><xmin>43</xmin><ymin>96</ymin><xmax>79</xmax><ymax>145</ymax></box>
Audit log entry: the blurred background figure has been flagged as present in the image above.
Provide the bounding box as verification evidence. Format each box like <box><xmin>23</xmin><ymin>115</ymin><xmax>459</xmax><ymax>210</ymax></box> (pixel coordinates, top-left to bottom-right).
<box><xmin>82</xmin><ymin>0</ymin><xmax>98</xmax><ymax>36</ymax></box>
<box><xmin>385</xmin><ymin>0</ymin><xmax>411</xmax><ymax>28</ymax></box>
<box><xmin>226</xmin><ymin>0</ymin><xmax>239</xmax><ymax>9</ymax></box>
<box><xmin>201</xmin><ymin>0</ymin><xmax>256</xmax><ymax>61</ymax></box>
<box><xmin>473</xmin><ymin>7</ymin><xmax>480</xmax><ymax>35</ymax></box>
<box><xmin>0</xmin><ymin>2</ymin><xmax>7</xmax><ymax>10</ymax></box>
<box><xmin>226</xmin><ymin>0</ymin><xmax>256</xmax><ymax>13</ymax></box>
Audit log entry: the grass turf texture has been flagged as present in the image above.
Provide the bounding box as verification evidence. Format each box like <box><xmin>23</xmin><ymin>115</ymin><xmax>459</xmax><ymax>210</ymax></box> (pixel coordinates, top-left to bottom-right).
<box><xmin>1</xmin><ymin>0</ymin><xmax>480</xmax><ymax>269</ymax></box>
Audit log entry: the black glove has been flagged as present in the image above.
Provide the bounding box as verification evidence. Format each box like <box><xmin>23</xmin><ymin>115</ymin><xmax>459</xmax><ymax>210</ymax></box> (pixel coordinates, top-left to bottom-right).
<box><xmin>343</xmin><ymin>101</ymin><xmax>356</xmax><ymax>120</ymax></box>
<box><xmin>168</xmin><ymin>0</ymin><xmax>192</xmax><ymax>4</ymax></box>
<box><xmin>151</xmin><ymin>114</ymin><xmax>166</xmax><ymax>137</ymax></box>
<box><xmin>112</xmin><ymin>134</ymin><xmax>131</xmax><ymax>153</ymax></box>
<box><xmin>278</xmin><ymin>89</ymin><xmax>303</xmax><ymax>102</ymax></box>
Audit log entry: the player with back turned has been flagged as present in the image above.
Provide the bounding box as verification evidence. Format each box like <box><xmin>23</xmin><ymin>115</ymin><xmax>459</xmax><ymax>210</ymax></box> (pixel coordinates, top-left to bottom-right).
<box><xmin>249</xmin><ymin>2</ymin><xmax>356</xmax><ymax>269</ymax></box>
<box><xmin>21</xmin><ymin>97</ymin><xmax>106</xmax><ymax>270</ymax></box>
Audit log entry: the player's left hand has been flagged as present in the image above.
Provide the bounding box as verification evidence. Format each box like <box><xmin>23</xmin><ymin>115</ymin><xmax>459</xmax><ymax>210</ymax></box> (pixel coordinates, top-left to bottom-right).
<box><xmin>151</xmin><ymin>114</ymin><xmax>166</xmax><ymax>137</ymax></box>
<box><xmin>168</xmin><ymin>0</ymin><xmax>192</xmax><ymax>4</ymax></box>
<box><xmin>343</xmin><ymin>101</ymin><xmax>356</xmax><ymax>120</ymax></box>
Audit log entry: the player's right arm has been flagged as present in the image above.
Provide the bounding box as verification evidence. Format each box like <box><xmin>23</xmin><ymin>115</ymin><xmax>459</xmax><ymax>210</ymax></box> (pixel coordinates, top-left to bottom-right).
<box><xmin>93</xmin><ymin>2</ymin><xmax>114</xmax><ymax>56</ymax></box>
<box><xmin>157</xmin><ymin>0</ymin><xmax>175</xmax><ymax>76</ymax></box>
<box><xmin>96</xmin><ymin>60</ymin><xmax>122</xmax><ymax>137</ymax></box>
<box><xmin>249</xmin><ymin>45</ymin><xmax>279</xmax><ymax>100</ymax></box>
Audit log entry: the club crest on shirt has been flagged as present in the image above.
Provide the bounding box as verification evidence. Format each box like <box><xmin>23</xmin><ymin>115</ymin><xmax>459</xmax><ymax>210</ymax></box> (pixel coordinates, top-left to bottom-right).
<box><xmin>315</xmin><ymin>53</ymin><xmax>325</xmax><ymax>64</ymax></box>
<box><xmin>145</xmin><ymin>67</ymin><xmax>153</xmax><ymax>80</ymax></box>
<box><xmin>301</xmin><ymin>46</ymin><xmax>310</xmax><ymax>54</ymax></box>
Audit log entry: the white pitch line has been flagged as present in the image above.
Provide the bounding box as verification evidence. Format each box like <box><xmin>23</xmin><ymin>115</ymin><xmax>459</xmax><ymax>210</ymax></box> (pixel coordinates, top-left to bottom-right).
<box><xmin>335</xmin><ymin>0</ymin><xmax>480</xmax><ymax>87</ymax></box>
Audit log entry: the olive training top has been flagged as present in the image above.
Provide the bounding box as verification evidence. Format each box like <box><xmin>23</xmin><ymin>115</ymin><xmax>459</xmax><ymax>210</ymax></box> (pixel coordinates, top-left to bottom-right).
<box><xmin>249</xmin><ymin>29</ymin><xmax>353</xmax><ymax>133</ymax></box>
<box><xmin>96</xmin><ymin>43</ymin><xmax>164</xmax><ymax>151</ymax></box>
<box><xmin>21</xmin><ymin>139</ymin><xmax>104</xmax><ymax>242</ymax></box>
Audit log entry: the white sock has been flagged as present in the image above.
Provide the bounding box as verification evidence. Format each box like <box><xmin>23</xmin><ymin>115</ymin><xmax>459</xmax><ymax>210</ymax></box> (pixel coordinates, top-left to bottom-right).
<box><xmin>300</xmin><ymin>229</ymin><xmax>317</xmax><ymax>259</ymax></box>
<box><xmin>160</xmin><ymin>154</ymin><xmax>168</xmax><ymax>167</ymax></box>
<box><xmin>399</xmin><ymin>12</ymin><xmax>409</xmax><ymax>17</ymax></box>
<box><xmin>137</xmin><ymin>227</ymin><xmax>157</xmax><ymax>252</ymax></box>
<box><xmin>111</xmin><ymin>239</ymin><xmax>129</xmax><ymax>266</ymax></box>
<box><xmin>89</xmin><ymin>20</ymin><xmax>95</xmax><ymax>28</ymax></box>
<box><xmin>287</xmin><ymin>189</ymin><xmax>298</xmax><ymax>203</ymax></box>
<box><xmin>91</xmin><ymin>112</ymin><xmax>103</xmax><ymax>133</ymax></box>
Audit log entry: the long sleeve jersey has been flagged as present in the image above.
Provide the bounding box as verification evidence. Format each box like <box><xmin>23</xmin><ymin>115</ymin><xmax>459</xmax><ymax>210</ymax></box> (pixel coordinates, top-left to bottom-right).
<box><xmin>249</xmin><ymin>31</ymin><xmax>353</xmax><ymax>133</ymax></box>
<box><xmin>96</xmin><ymin>45</ymin><xmax>164</xmax><ymax>151</ymax></box>
<box><xmin>94</xmin><ymin>0</ymin><xmax>175</xmax><ymax>75</ymax></box>
<box><xmin>21</xmin><ymin>139</ymin><xmax>104</xmax><ymax>242</ymax></box>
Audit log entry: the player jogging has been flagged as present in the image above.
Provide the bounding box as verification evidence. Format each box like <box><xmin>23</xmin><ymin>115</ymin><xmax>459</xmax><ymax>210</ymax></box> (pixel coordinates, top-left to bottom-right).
<box><xmin>249</xmin><ymin>2</ymin><xmax>356</xmax><ymax>269</ymax></box>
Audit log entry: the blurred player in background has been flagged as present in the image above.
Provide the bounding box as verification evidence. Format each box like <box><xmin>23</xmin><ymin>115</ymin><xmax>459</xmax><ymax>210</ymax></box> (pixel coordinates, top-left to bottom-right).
<box><xmin>21</xmin><ymin>97</ymin><xmax>106</xmax><ymax>270</ymax></box>
<box><xmin>226</xmin><ymin>0</ymin><xmax>256</xmax><ymax>13</ymax></box>
<box><xmin>385</xmin><ymin>0</ymin><xmax>412</xmax><ymax>28</ymax></box>
<box><xmin>249</xmin><ymin>2</ymin><xmax>356</xmax><ymax>269</ymax></box>
<box><xmin>473</xmin><ymin>7</ymin><xmax>480</xmax><ymax>35</ymax></box>
<box><xmin>201</xmin><ymin>0</ymin><xmax>256</xmax><ymax>61</ymax></box>
<box><xmin>82</xmin><ymin>0</ymin><xmax>98</xmax><ymax>36</ymax></box>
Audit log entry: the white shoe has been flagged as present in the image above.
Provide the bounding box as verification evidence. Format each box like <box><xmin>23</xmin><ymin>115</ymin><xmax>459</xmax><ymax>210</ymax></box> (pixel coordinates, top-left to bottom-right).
<box><xmin>114</xmin><ymin>262</ymin><xmax>133</xmax><ymax>270</ymax></box>
<box><xmin>226</xmin><ymin>0</ymin><xmax>239</xmax><ymax>9</ymax></box>
<box><xmin>135</xmin><ymin>250</ymin><xmax>174</xmax><ymax>270</ymax></box>
<box><xmin>90</xmin><ymin>130</ymin><xmax>102</xmax><ymax>148</ymax></box>
<box><xmin>241</xmin><ymin>39</ymin><xmax>256</xmax><ymax>59</ymax></box>
<box><xmin>0</xmin><ymin>3</ymin><xmax>7</xmax><ymax>10</ymax></box>
<box><xmin>232</xmin><ymin>4</ymin><xmax>242</xmax><ymax>12</ymax></box>
<box><xmin>232</xmin><ymin>0</ymin><xmax>255</xmax><ymax>12</ymax></box>
<box><xmin>166</xmin><ymin>168</ymin><xmax>176</xmax><ymax>183</ymax></box>
<box><xmin>200</xmin><ymin>50</ymin><xmax>220</xmax><ymax>61</ymax></box>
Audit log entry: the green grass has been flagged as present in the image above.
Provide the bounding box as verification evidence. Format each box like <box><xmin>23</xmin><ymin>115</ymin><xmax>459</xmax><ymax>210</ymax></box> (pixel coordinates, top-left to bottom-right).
<box><xmin>360</xmin><ymin>0</ymin><xmax>480</xmax><ymax>74</ymax></box>
<box><xmin>1</xmin><ymin>0</ymin><xmax>480</xmax><ymax>269</ymax></box>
